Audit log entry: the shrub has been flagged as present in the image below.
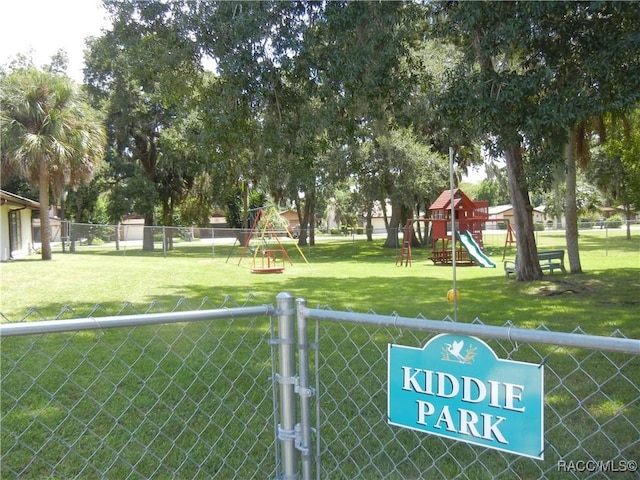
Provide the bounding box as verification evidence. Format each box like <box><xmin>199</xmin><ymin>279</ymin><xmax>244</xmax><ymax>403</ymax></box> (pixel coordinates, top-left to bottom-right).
<box><xmin>578</xmin><ymin>221</ymin><xmax>593</xmax><ymax>230</ymax></box>
<box><xmin>578</xmin><ymin>214</ymin><xmax>597</xmax><ymax>229</ymax></box>
<box><xmin>605</xmin><ymin>214</ymin><xmax>623</xmax><ymax>229</ymax></box>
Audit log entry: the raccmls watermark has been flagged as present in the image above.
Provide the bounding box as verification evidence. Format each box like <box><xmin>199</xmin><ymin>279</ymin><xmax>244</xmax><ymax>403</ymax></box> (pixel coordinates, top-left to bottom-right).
<box><xmin>558</xmin><ymin>459</ymin><xmax>637</xmax><ymax>474</ymax></box>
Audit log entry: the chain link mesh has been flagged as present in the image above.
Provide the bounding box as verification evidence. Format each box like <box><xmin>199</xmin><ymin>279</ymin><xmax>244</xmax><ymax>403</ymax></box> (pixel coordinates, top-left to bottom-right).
<box><xmin>310</xmin><ymin>313</ymin><xmax>639</xmax><ymax>480</ymax></box>
<box><xmin>1</xmin><ymin>297</ymin><xmax>277</xmax><ymax>479</ymax></box>
<box><xmin>2</xmin><ymin>299</ymin><xmax>638</xmax><ymax>479</ymax></box>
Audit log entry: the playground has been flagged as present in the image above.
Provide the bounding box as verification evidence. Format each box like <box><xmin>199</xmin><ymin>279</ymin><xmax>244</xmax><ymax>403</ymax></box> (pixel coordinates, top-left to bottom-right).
<box><xmin>1</xmin><ymin>225</ymin><xmax>638</xmax><ymax>479</ymax></box>
<box><xmin>1</xmin><ymin>225</ymin><xmax>637</xmax><ymax>336</ymax></box>
<box><xmin>221</xmin><ymin>191</ymin><xmax>513</xmax><ymax>277</ymax></box>
<box><xmin>397</xmin><ymin>189</ymin><xmax>514</xmax><ymax>268</ymax></box>
<box><xmin>233</xmin><ymin>206</ymin><xmax>310</xmax><ymax>274</ymax></box>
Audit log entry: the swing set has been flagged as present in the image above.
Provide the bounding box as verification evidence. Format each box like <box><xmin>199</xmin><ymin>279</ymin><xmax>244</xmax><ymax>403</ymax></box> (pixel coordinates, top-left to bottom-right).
<box><xmin>231</xmin><ymin>207</ymin><xmax>310</xmax><ymax>273</ymax></box>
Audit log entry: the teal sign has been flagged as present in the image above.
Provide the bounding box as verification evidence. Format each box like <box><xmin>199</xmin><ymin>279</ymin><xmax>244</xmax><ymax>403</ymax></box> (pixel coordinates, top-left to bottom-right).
<box><xmin>388</xmin><ymin>334</ymin><xmax>544</xmax><ymax>459</ymax></box>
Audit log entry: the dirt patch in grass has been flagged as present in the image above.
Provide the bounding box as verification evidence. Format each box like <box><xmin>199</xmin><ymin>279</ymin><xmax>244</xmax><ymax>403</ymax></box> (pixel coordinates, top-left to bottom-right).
<box><xmin>537</xmin><ymin>279</ymin><xmax>600</xmax><ymax>296</ymax></box>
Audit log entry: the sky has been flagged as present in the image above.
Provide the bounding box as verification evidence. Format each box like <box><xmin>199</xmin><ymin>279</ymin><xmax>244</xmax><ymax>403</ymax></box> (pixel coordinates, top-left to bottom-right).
<box><xmin>0</xmin><ymin>0</ymin><xmax>109</xmax><ymax>82</ymax></box>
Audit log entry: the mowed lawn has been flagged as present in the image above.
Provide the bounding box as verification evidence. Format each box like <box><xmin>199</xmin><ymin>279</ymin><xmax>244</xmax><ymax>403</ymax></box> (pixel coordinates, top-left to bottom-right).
<box><xmin>1</xmin><ymin>228</ymin><xmax>638</xmax><ymax>479</ymax></box>
<box><xmin>1</xmin><ymin>228</ymin><xmax>638</xmax><ymax>337</ymax></box>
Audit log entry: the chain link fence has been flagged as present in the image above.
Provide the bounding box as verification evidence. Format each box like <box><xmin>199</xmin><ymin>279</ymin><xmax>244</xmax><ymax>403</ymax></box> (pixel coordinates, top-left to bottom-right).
<box><xmin>43</xmin><ymin>221</ymin><xmax>638</xmax><ymax>260</ymax></box>
<box><xmin>298</xmin><ymin>304</ymin><xmax>640</xmax><ymax>480</ymax></box>
<box><xmin>2</xmin><ymin>294</ymin><xmax>639</xmax><ymax>479</ymax></box>
<box><xmin>0</xmin><ymin>297</ymin><xmax>281</xmax><ymax>479</ymax></box>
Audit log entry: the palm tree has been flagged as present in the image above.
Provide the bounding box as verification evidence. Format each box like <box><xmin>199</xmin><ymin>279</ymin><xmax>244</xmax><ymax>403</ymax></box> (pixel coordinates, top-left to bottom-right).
<box><xmin>1</xmin><ymin>67</ymin><xmax>106</xmax><ymax>260</ymax></box>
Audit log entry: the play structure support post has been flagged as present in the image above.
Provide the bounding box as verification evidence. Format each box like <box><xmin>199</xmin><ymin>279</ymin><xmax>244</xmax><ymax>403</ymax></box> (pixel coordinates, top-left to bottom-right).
<box><xmin>449</xmin><ymin>146</ymin><xmax>458</xmax><ymax>321</ymax></box>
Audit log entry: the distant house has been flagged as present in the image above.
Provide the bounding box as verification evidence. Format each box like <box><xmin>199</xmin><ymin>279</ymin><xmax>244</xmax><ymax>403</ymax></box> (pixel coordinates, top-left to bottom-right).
<box><xmin>488</xmin><ymin>205</ymin><xmax>514</xmax><ymax>228</ymax></box>
<box><xmin>0</xmin><ymin>190</ymin><xmax>39</xmax><ymax>261</ymax></box>
<box><xmin>119</xmin><ymin>214</ymin><xmax>146</xmax><ymax>241</ymax></box>
<box><xmin>349</xmin><ymin>200</ymin><xmax>393</xmax><ymax>233</ymax></box>
<box><xmin>488</xmin><ymin>204</ymin><xmax>547</xmax><ymax>228</ymax></box>
<box><xmin>602</xmin><ymin>205</ymin><xmax>638</xmax><ymax>221</ymax></box>
<box><xmin>279</xmin><ymin>209</ymin><xmax>300</xmax><ymax>230</ymax></box>
<box><xmin>368</xmin><ymin>200</ymin><xmax>392</xmax><ymax>232</ymax></box>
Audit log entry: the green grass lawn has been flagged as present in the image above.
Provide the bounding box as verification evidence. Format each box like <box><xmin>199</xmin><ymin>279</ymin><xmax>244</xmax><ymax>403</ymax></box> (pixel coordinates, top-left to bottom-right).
<box><xmin>1</xmin><ymin>229</ymin><xmax>638</xmax><ymax>479</ymax></box>
<box><xmin>1</xmin><ymin>228</ymin><xmax>638</xmax><ymax>336</ymax></box>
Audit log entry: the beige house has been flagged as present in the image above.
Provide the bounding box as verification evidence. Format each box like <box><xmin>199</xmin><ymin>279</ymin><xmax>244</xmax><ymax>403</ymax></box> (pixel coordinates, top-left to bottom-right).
<box><xmin>488</xmin><ymin>204</ymin><xmax>548</xmax><ymax>229</ymax></box>
<box><xmin>279</xmin><ymin>209</ymin><xmax>300</xmax><ymax>230</ymax></box>
<box><xmin>0</xmin><ymin>190</ymin><xmax>39</xmax><ymax>261</ymax></box>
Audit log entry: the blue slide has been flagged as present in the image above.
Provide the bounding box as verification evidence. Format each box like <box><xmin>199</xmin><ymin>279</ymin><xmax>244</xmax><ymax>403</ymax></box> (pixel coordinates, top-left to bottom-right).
<box><xmin>456</xmin><ymin>231</ymin><xmax>496</xmax><ymax>268</ymax></box>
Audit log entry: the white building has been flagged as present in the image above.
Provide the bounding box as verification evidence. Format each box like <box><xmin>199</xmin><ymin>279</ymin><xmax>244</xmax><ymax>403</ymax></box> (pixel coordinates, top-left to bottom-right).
<box><xmin>0</xmin><ymin>190</ymin><xmax>39</xmax><ymax>261</ymax></box>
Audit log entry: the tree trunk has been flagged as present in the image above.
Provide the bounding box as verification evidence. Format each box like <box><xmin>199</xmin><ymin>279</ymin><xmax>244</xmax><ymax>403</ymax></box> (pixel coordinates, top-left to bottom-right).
<box><xmin>143</xmin><ymin>213</ymin><xmax>155</xmax><ymax>251</ymax></box>
<box><xmin>60</xmin><ymin>195</ymin><xmax>67</xmax><ymax>253</ymax></box>
<box><xmin>38</xmin><ymin>157</ymin><xmax>52</xmax><ymax>260</ymax></box>
<box><xmin>381</xmin><ymin>200</ymin><xmax>389</xmax><ymax>229</ymax></box>
<box><xmin>383</xmin><ymin>197</ymin><xmax>401</xmax><ymax>248</ymax></box>
<box><xmin>297</xmin><ymin>196</ymin><xmax>313</xmax><ymax>247</ymax></box>
<box><xmin>309</xmin><ymin>199</ymin><xmax>316</xmax><ymax>247</ymax></box>
<box><xmin>366</xmin><ymin>208</ymin><xmax>373</xmax><ymax>241</ymax></box>
<box><xmin>504</xmin><ymin>146</ymin><xmax>542</xmax><ymax>281</ymax></box>
<box><xmin>552</xmin><ymin>164</ymin><xmax>564</xmax><ymax>229</ymax></box>
<box><xmin>161</xmin><ymin>199</ymin><xmax>174</xmax><ymax>251</ymax></box>
<box><xmin>564</xmin><ymin>128</ymin><xmax>582</xmax><ymax>273</ymax></box>
<box><xmin>241</xmin><ymin>180</ymin><xmax>249</xmax><ymax>230</ymax></box>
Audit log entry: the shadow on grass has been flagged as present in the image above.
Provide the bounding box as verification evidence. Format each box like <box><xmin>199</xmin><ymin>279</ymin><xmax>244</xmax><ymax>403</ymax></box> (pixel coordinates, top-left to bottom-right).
<box><xmin>10</xmin><ymin>237</ymin><xmax>638</xmax><ymax>339</ymax></box>
<box><xmin>15</xmin><ymin>267</ymin><xmax>636</xmax><ymax>339</ymax></box>
<box><xmin>574</xmin><ymin>232</ymin><xmax>640</xmax><ymax>253</ymax></box>
<box><xmin>63</xmin><ymin>231</ymin><xmax>639</xmax><ymax>264</ymax></box>
<box><xmin>60</xmin><ymin>240</ymin><xmax>508</xmax><ymax>269</ymax></box>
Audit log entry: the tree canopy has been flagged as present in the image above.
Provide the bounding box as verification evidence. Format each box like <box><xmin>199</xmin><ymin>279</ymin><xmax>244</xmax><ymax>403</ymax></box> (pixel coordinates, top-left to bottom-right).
<box><xmin>429</xmin><ymin>1</ymin><xmax>640</xmax><ymax>279</ymax></box>
<box><xmin>1</xmin><ymin>66</ymin><xmax>106</xmax><ymax>259</ymax></box>
<box><xmin>4</xmin><ymin>1</ymin><xmax>638</xmax><ymax>275</ymax></box>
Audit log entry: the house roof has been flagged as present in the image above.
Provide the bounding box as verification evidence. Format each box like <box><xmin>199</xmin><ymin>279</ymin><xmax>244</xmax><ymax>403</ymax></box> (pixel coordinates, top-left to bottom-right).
<box><xmin>488</xmin><ymin>204</ymin><xmax>513</xmax><ymax>216</ymax></box>
<box><xmin>0</xmin><ymin>190</ymin><xmax>39</xmax><ymax>209</ymax></box>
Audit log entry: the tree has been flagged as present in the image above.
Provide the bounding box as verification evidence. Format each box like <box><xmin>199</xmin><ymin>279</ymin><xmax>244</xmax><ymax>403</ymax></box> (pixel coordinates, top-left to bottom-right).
<box><xmin>588</xmin><ymin>110</ymin><xmax>640</xmax><ymax>239</ymax></box>
<box><xmin>85</xmin><ymin>0</ymin><xmax>202</xmax><ymax>250</ymax></box>
<box><xmin>431</xmin><ymin>2</ymin><xmax>545</xmax><ymax>280</ymax></box>
<box><xmin>358</xmin><ymin>128</ymin><xmax>448</xmax><ymax>248</ymax></box>
<box><xmin>312</xmin><ymin>1</ymin><xmax>436</xmax><ymax>249</ymax></box>
<box><xmin>431</xmin><ymin>2</ymin><xmax>640</xmax><ymax>280</ymax></box>
<box><xmin>526</xmin><ymin>2</ymin><xmax>640</xmax><ymax>272</ymax></box>
<box><xmin>475</xmin><ymin>178</ymin><xmax>510</xmax><ymax>207</ymax></box>
<box><xmin>184</xmin><ymin>1</ymin><xmax>447</xmax><ymax>248</ymax></box>
<box><xmin>1</xmin><ymin>67</ymin><xmax>105</xmax><ymax>260</ymax></box>
<box><xmin>194</xmin><ymin>2</ymin><xmax>328</xmax><ymax>246</ymax></box>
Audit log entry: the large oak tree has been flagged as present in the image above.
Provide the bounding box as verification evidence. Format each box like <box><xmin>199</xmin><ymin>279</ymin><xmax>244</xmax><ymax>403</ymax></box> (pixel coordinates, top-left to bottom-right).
<box><xmin>431</xmin><ymin>1</ymin><xmax>640</xmax><ymax>280</ymax></box>
<box><xmin>85</xmin><ymin>0</ymin><xmax>202</xmax><ymax>251</ymax></box>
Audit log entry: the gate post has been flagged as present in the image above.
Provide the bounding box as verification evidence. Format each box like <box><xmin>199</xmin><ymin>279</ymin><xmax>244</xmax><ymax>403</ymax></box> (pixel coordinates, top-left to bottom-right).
<box><xmin>296</xmin><ymin>298</ymin><xmax>314</xmax><ymax>479</ymax></box>
<box><xmin>276</xmin><ymin>292</ymin><xmax>298</xmax><ymax>479</ymax></box>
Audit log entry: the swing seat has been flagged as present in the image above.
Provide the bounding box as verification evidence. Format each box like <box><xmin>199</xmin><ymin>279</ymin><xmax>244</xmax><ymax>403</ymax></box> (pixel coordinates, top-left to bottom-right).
<box><xmin>252</xmin><ymin>249</ymin><xmax>285</xmax><ymax>273</ymax></box>
<box><xmin>251</xmin><ymin>266</ymin><xmax>285</xmax><ymax>274</ymax></box>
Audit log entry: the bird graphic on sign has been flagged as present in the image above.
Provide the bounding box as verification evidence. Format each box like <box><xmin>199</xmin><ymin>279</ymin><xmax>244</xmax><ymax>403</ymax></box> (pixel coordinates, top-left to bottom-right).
<box><xmin>446</xmin><ymin>340</ymin><xmax>466</xmax><ymax>362</ymax></box>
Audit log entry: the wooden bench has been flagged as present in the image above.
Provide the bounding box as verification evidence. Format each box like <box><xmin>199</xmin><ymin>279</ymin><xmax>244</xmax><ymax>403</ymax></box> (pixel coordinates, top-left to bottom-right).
<box><xmin>504</xmin><ymin>249</ymin><xmax>566</xmax><ymax>277</ymax></box>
